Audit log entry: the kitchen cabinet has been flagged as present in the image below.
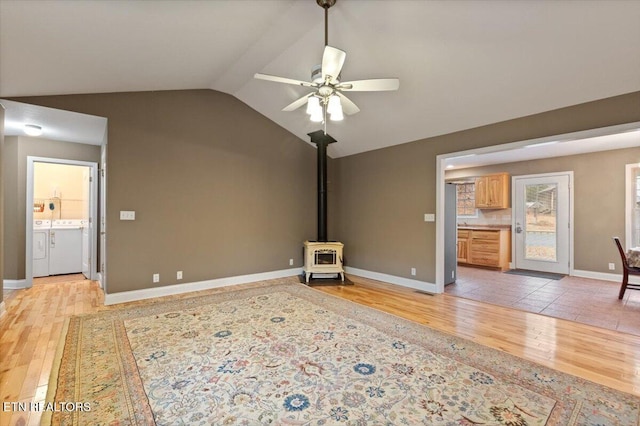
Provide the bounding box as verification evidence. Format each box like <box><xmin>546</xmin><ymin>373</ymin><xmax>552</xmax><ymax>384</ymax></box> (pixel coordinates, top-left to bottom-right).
<box><xmin>458</xmin><ymin>228</ymin><xmax>511</xmax><ymax>271</ymax></box>
<box><xmin>457</xmin><ymin>229</ymin><xmax>470</xmax><ymax>263</ymax></box>
<box><xmin>475</xmin><ymin>173</ymin><xmax>510</xmax><ymax>209</ymax></box>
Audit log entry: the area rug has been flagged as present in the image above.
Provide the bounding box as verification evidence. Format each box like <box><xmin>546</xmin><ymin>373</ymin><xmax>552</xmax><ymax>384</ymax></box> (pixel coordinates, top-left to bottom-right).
<box><xmin>44</xmin><ymin>280</ymin><xmax>640</xmax><ymax>425</ymax></box>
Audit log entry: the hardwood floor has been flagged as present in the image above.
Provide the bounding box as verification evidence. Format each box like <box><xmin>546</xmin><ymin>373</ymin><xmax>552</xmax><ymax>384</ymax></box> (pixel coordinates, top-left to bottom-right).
<box><xmin>2</xmin><ymin>273</ymin><xmax>640</xmax><ymax>425</ymax></box>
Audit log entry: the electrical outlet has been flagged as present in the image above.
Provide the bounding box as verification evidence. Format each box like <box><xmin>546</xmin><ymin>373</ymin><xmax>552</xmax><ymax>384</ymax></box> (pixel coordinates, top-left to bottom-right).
<box><xmin>120</xmin><ymin>210</ymin><xmax>135</xmax><ymax>220</ymax></box>
<box><xmin>608</xmin><ymin>263</ymin><xmax>615</xmax><ymax>271</ymax></box>
<box><xmin>289</xmin><ymin>258</ymin><xmax>294</xmax><ymax>266</ymax></box>
<box><xmin>153</xmin><ymin>273</ymin><xmax>159</xmax><ymax>283</ymax></box>
<box><xmin>177</xmin><ymin>271</ymin><xmax>183</xmax><ymax>279</ymax></box>
<box><xmin>411</xmin><ymin>267</ymin><xmax>416</xmax><ymax>276</ymax></box>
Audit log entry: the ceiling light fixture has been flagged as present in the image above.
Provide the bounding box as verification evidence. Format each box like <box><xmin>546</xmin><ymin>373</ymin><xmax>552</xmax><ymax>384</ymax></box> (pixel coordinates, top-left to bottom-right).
<box><xmin>23</xmin><ymin>124</ymin><xmax>43</xmax><ymax>136</ymax></box>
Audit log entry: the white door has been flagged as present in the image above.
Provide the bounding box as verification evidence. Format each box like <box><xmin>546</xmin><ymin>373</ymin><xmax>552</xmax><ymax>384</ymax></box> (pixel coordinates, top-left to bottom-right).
<box><xmin>513</xmin><ymin>173</ymin><xmax>571</xmax><ymax>274</ymax></box>
<box><xmin>81</xmin><ymin>167</ymin><xmax>91</xmax><ymax>278</ymax></box>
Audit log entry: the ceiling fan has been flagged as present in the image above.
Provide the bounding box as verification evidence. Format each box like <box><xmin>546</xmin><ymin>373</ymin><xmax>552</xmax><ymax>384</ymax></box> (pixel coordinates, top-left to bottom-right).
<box><xmin>254</xmin><ymin>0</ymin><xmax>399</xmax><ymax>126</ymax></box>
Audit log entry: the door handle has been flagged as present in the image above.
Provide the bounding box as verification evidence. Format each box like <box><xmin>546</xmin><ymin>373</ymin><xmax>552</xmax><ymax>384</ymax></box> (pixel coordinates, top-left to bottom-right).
<box><xmin>515</xmin><ymin>222</ymin><xmax>523</xmax><ymax>234</ymax></box>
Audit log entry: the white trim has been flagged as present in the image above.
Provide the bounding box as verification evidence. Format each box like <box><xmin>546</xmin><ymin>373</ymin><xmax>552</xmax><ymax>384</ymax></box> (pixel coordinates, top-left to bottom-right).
<box><xmin>345</xmin><ymin>267</ymin><xmax>437</xmax><ymax>294</ymax></box>
<box><xmin>625</xmin><ymin>163</ymin><xmax>640</xmax><ymax>249</ymax></box>
<box><xmin>3</xmin><ymin>279</ymin><xmax>28</xmax><ymax>290</ymax></box>
<box><xmin>573</xmin><ymin>269</ymin><xmax>640</xmax><ymax>285</ymax></box>
<box><xmin>0</xmin><ymin>301</ymin><xmax>6</xmax><ymax>320</ymax></box>
<box><xmin>104</xmin><ymin>268</ymin><xmax>303</xmax><ymax>305</ymax></box>
<box><xmin>96</xmin><ymin>272</ymin><xmax>104</xmax><ymax>288</ymax></box>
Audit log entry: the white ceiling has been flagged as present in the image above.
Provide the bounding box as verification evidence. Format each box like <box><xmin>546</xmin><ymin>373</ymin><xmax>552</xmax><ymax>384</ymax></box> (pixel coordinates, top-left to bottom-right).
<box><xmin>1</xmin><ymin>0</ymin><xmax>639</xmax><ymax>158</ymax></box>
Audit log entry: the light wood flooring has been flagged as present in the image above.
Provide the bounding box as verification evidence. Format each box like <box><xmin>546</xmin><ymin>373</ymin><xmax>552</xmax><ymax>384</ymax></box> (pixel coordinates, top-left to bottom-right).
<box><xmin>2</xmin><ymin>273</ymin><xmax>640</xmax><ymax>425</ymax></box>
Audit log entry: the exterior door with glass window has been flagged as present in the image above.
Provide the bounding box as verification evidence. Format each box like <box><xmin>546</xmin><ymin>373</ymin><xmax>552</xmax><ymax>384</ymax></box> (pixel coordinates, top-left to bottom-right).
<box><xmin>513</xmin><ymin>173</ymin><xmax>571</xmax><ymax>274</ymax></box>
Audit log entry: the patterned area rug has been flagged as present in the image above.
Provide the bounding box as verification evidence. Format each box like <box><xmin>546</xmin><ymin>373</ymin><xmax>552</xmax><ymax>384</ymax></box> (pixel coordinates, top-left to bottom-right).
<box><xmin>44</xmin><ymin>281</ymin><xmax>640</xmax><ymax>425</ymax></box>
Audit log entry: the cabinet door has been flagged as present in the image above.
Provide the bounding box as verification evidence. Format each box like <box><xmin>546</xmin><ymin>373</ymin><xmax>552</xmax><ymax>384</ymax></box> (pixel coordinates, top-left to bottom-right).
<box><xmin>457</xmin><ymin>238</ymin><xmax>469</xmax><ymax>263</ymax></box>
<box><xmin>486</xmin><ymin>174</ymin><xmax>508</xmax><ymax>208</ymax></box>
<box><xmin>474</xmin><ymin>177</ymin><xmax>489</xmax><ymax>208</ymax></box>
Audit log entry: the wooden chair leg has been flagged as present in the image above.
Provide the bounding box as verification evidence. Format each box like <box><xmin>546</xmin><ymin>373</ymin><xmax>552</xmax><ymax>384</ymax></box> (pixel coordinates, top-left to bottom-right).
<box><xmin>619</xmin><ymin>270</ymin><xmax>629</xmax><ymax>299</ymax></box>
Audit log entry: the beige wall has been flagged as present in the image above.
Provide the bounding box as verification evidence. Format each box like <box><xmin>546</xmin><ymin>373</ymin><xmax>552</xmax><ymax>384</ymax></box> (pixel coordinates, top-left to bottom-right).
<box><xmin>2</xmin><ymin>136</ymin><xmax>101</xmax><ymax>280</ymax></box>
<box><xmin>335</xmin><ymin>92</ymin><xmax>640</xmax><ymax>283</ymax></box>
<box><xmin>11</xmin><ymin>90</ymin><xmax>640</xmax><ymax>291</ymax></box>
<box><xmin>11</xmin><ymin>90</ymin><xmax>317</xmax><ymax>293</ymax></box>
<box><xmin>446</xmin><ymin>146</ymin><xmax>640</xmax><ymax>273</ymax></box>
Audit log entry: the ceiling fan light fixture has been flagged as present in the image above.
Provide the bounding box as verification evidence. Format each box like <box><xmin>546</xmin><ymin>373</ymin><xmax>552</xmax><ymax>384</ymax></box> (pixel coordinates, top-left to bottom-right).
<box><xmin>306</xmin><ymin>96</ymin><xmax>321</xmax><ymax>115</ymax></box>
<box><xmin>310</xmin><ymin>108</ymin><xmax>324</xmax><ymax>122</ymax></box>
<box><xmin>330</xmin><ymin>108</ymin><xmax>344</xmax><ymax>121</ymax></box>
<box><xmin>24</xmin><ymin>124</ymin><xmax>43</xmax><ymax>136</ymax></box>
<box><xmin>327</xmin><ymin>94</ymin><xmax>342</xmax><ymax>115</ymax></box>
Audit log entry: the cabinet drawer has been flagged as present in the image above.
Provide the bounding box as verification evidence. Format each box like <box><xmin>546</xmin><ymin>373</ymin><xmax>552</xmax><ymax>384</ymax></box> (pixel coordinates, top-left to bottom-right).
<box><xmin>470</xmin><ymin>241</ymin><xmax>499</xmax><ymax>252</ymax></box>
<box><xmin>470</xmin><ymin>252</ymin><xmax>499</xmax><ymax>266</ymax></box>
<box><xmin>458</xmin><ymin>230</ymin><xmax>470</xmax><ymax>238</ymax></box>
<box><xmin>470</xmin><ymin>230</ymin><xmax>499</xmax><ymax>240</ymax></box>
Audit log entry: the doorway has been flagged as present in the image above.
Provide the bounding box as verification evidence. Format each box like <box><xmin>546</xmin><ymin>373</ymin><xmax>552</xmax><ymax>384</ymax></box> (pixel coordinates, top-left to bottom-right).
<box><xmin>26</xmin><ymin>157</ymin><xmax>99</xmax><ymax>287</ymax></box>
<box><xmin>513</xmin><ymin>172</ymin><xmax>572</xmax><ymax>274</ymax></box>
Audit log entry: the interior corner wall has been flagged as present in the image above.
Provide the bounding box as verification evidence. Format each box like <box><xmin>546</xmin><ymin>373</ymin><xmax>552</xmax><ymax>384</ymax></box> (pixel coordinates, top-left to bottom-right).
<box><xmin>2</xmin><ymin>136</ymin><xmax>101</xmax><ymax>280</ymax></box>
<box><xmin>12</xmin><ymin>90</ymin><xmax>317</xmax><ymax>294</ymax></box>
<box><xmin>334</xmin><ymin>91</ymin><xmax>640</xmax><ymax>284</ymax></box>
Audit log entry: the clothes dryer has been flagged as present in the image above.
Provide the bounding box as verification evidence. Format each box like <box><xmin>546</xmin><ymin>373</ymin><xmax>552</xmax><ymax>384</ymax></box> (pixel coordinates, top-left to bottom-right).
<box><xmin>33</xmin><ymin>220</ymin><xmax>51</xmax><ymax>277</ymax></box>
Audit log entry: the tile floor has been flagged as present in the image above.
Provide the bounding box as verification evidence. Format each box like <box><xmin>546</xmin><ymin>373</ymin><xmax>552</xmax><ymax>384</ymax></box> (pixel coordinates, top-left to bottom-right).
<box><xmin>446</xmin><ymin>266</ymin><xmax>640</xmax><ymax>336</ymax></box>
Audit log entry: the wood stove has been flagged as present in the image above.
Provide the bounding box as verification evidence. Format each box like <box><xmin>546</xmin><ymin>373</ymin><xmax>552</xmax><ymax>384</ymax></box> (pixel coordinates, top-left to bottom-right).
<box><xmin>303</xmin><ymin>241</ymin><xmax>344</xmax><ymax>283</ymax></box>
<box><xmin>303</xmin><ymin>130</ymin><xmax>345</xmax><ymax>284</ymax></box>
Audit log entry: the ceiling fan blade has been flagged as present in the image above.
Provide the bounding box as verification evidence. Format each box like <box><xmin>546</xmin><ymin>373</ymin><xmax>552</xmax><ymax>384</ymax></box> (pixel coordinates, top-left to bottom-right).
<box><xmin>282</xmin><ymin>93</ymin><xmax>314</xmax><ymax>112</ymax></box>
<box><xmin>337</xmin><ymin>78</ymin><xmax>400</xmax><ymax>91</ymax></box>
<box><xmin>254</xmin><ymin>73</ymin><xmax>316</xmax><ymax>88</ymax></box>
<box><xmin>336</xmin><ymin>92</ymin><xmax>360</xmax><ymax>115</ymax></box>
<box><xmin>321</xmin><ymin>46</ymin><xmax>346</xmax><ymax>84</ymax></box>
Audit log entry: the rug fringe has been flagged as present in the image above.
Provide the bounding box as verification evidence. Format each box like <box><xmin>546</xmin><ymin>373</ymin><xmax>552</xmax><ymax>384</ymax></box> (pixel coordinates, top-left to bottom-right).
<box><xmin>40</xmin><ymin>317</ymin><xmax>70</xmax><ymax>426</ymax></box>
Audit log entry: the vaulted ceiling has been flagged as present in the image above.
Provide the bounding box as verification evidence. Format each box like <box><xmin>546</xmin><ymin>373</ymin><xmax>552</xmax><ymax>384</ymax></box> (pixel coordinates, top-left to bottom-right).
<box><xmin>1</xmin><ymin>0</ymin><xmax>639</xmax><ymax>158</ymax></box>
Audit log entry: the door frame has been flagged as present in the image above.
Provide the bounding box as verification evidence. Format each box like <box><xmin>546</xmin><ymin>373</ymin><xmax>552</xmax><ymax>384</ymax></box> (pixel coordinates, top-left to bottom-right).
<box><xmin>25</xmin><ymin>157</ymin><xmax>99</xmax><ymax>287</ymax></box>
<box><xmin>511</xmin><ymin>171</ymin><xmax>574</xmax><ymax>275</ymax></box>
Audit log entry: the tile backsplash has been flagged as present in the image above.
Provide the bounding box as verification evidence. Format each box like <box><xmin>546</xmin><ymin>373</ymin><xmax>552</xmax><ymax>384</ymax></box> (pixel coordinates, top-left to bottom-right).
<box><xmin>458</xmin><ymin>208</ymin><xmax>512</xmax><ymax>226</ymax></box>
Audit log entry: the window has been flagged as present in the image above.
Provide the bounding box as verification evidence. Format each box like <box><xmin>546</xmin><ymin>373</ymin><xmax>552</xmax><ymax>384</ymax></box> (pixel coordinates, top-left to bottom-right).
<box><xmin>457</xmin><ymin>182</ymin><xmax>477</xmax><ymax>217</ymax></box>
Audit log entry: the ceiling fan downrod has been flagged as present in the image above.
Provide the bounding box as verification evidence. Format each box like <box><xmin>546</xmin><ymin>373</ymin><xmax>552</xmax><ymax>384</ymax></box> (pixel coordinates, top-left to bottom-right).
<box><xmin>316</xmin><ymin>0</ymin><xmax>336</xmax><ymax>47</ymax></box>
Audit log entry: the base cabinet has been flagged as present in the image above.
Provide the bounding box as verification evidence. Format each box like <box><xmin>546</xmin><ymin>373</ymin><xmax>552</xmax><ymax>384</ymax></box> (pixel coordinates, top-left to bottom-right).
<box><xmin>458</xmin><ymin>228</ymin><xmax>511</xmax><ymax>271</ymax></box>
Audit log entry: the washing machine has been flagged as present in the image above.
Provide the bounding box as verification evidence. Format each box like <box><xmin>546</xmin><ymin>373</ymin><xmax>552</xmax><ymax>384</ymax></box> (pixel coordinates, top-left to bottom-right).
<box><xmin>33</xmin><ymin>220</ymin><xmax>51</xmax><ymax>277</ymax></box>
<box><xmin>50</xmin><ymin>219</ymin><xmax>83</xmax><ymax>275</ymax></box>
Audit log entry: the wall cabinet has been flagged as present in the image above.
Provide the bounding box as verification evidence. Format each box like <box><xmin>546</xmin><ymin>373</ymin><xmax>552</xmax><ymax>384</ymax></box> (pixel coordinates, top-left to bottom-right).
<box><xmin>458</xmin><ymin>228</ymin><xmax>511</xmax><ymax>271</ymax></box>
<box><xmin>475</xmin><ymin>173</ymin><xmax>510</xmax><ymax>209</ymax></box>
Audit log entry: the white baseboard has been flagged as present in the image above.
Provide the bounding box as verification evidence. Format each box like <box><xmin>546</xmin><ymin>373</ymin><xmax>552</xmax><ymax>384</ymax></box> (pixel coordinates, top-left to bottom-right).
<box><xmin>96</xmin><ymin>272</ymin><xmax>104</xmax><ymax>289</ymax></box>
<box><xmin>104</xmin><ymin>267</ymin><xmax>303</xmax><ymax>305</ymax></box>
<box><xmin>572</xmin><ymin>269</ymin><xmax>640</xmax><ymax>285</ymax></box>
<box><xmin>0</xmin><ymin>301</ymin><xmax>6</xmax><ymax>321</ymax></box>
<box><xmin>345</xmin><ymin>267</ymin><xmax>437</xmax><ymax>294</ymax></box>
<box><xmin>3</xmin><ymin>279</ymin><xmax>28</xmax><ymax>290</ymax></box>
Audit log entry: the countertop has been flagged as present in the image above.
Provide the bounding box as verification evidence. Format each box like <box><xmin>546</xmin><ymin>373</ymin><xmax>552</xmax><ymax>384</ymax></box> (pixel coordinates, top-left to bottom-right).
<box><xmin>458</xmin><ymin>225</ymin><xmax>511</xmax><ymax>231</ymax></box>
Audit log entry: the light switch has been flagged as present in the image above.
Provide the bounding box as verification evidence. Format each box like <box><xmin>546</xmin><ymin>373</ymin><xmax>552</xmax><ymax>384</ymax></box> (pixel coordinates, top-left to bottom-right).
<box><xmin>424</xmin><ymin>213</ymin><xmax>435</xmax><ymax>222</ymax></box>
<box><xmin>120</xmin><ymin>211</ymin><xmax>135</xmax><ymax>220</ymax></box>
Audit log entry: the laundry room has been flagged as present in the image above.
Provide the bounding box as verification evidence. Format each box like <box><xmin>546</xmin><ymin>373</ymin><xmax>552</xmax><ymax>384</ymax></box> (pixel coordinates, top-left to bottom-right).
<box><xmin>32</xmin><ymin>162</ymin><xmax>90</xmax><ymax>278</ymax></box>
